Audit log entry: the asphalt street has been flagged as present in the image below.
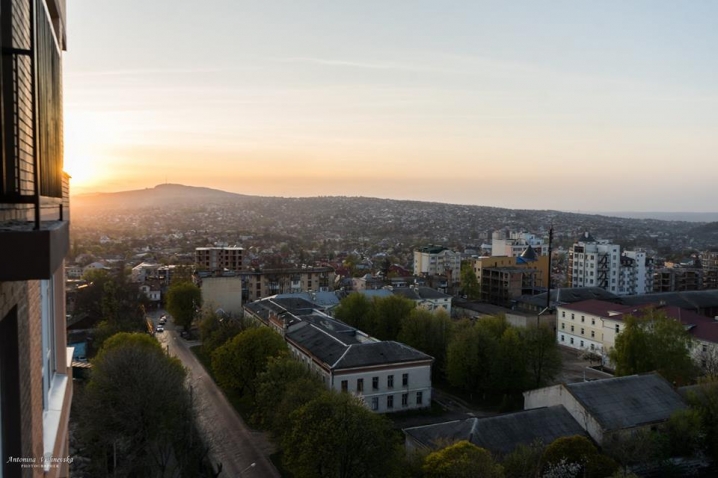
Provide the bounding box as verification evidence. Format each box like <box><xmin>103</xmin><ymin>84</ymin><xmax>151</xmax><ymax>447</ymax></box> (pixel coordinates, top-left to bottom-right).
<box><xmin>150</xmin><ymin>310</ymin><xmax>279</xmax><ymax>478</ymax></box>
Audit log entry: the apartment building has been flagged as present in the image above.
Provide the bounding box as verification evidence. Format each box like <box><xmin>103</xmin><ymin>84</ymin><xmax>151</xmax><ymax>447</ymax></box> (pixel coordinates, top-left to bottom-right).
<box><xmin>568</xmin><ymin>232</ymin><xmax>651</xmax><ymax>296</ymax></box>
<box><xmin>0</xmin><ymin>0</ymin><xmax>72</xmax><ymax>476</ymax></box>
<box><xmin>469</xmin><ymin>254</ymin><xmax>549</xmax><ymax>307</ymax></box>
<box><xmin>413</xmin><ymin>245</ymin><xmax>462</xmax><ymax>279</ymax></box>
<box><xmin>195</xmin><ymin>246</ymin><xmax>245</xmax><ymax>272</ymax></box>
<box><xmin>244</xmin><ymin>297</ymin><xmax>433</xmax><ymax>414</ymax></box>
<box><xmin>244</xmin><ymin>267</ymin><xmax>335</xmax><ymax>301</ymax></box>
<box><xmin>491</xmin><ymin>230</ymin><xmax>549</xmax><ymax>257</ymax></box>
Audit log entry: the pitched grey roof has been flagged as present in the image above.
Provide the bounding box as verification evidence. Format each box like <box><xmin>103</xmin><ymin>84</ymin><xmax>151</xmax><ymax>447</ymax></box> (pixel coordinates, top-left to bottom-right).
<box><xmin>404</xmin><ymin>406</ymin><xmax>586</xmax><ymax>455</ymax></box>
<box><xmin>619</xmin><ymin>290</ymin><xmax>718</xmax><ymax>312</ymax></box>
<box><xmin>286</xmin><ymin>324</ymin><xmax>357</xmax><ymax>367</ymax></box>
<box><xmin>566</xmin><ymin>374</ymin><xmax>687</xmax><ymax>431</ymax></box>
<box><xmin>333</xmin><ymin>341</ymin><xmax>432</xmax><ymax>370</ymax></box>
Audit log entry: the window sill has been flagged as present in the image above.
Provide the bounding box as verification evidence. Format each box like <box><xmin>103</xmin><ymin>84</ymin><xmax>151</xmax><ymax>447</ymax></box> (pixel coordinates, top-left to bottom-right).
<box><xmin>42</xmin><ymin>348</ymin><xmax>73</xmax><ymax>471</ymax></box>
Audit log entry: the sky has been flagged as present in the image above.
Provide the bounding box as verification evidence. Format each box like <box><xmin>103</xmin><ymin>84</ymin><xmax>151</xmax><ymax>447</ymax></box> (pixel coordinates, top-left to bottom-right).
<box><xmin>63</xmin><ymin>1</ymin><xmax>718</xmax><ymax>212</ymax></box>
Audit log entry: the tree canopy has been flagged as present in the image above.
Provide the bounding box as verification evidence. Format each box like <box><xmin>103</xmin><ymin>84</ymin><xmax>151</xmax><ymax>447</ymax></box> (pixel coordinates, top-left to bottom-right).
<box><xmin>422</xmin><ymin>441</ymin><xmax>504</xmax><ymax>478</ymax></box>
<box><xmin>166</xmin><ymin>281</ymin><xmax>202</xmax><ymax>330</ymax></box>
<box><xmin>282</xmin><ymin>392</ymin><xmax>401</xmax><ymax>478</ymax></box>
<box><xmin>608</xmin><ymin>309</ymin><xmax>697</xmax><ymax>385</ymax></box>
<box><xmin>79</xmin><ymin>332</ymin><xmax>211</xmax><ymax>476</ymax></box>
<box><xmin>211</xmin><ymin>327</ymin><xmax>287</xmax><ymax>398</ymax></box>
<box><xmin>460</xmin><ymin>261</ymin><xmax>481</xmax><ymax>300</ymax></box>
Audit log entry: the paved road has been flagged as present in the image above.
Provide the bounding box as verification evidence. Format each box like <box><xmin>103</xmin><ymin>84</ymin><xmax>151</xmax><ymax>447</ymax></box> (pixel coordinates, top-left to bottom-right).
<box><xmin>150</xmin><ymin>311</ymin><xmax>279</xmax><ymax>478</ymax></box>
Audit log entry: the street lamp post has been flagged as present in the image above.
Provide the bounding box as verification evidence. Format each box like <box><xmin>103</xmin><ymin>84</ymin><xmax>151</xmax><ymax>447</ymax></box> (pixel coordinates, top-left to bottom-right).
<box><xmin>239</xmin><ymin>462</ymin><xmax>256</xmax><ymax>476</ymax></box>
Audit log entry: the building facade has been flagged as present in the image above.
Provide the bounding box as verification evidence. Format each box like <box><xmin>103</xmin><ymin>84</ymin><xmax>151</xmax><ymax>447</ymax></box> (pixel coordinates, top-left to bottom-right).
<box><xmin>470</xmin><ymin>255</ymin><xmax>549</xmax><ymax>307</ymax></box>
<box><xmin>0</xmin><ymin>0</ymin><xmax>72</xmax><ymax>476</ymax></box>
<box><xmin>491</xmin><ymin>230</ymin><xmax>549</xmax><ymax>257</ymax></box>
<box><xmin>413</xmin><ymin>246</ymin><xmax>462</xmax><ymax>279</ymax></box>
<box><xmin>195</xmin><ymin>246</ymin><xmax>245</xmax><ymax>272</ymax></box>
<box><xmin>244</xmin><ymin>298</ymin><xmax>433</xmax><ymax>414</ymax></box>
<box><xmin>568</xmin><ymin>232</ymin><xmax>652</xmax><ymax>296</ymax></box>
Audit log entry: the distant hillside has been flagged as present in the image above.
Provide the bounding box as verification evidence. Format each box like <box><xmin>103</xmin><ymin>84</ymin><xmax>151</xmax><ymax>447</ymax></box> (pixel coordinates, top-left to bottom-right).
<box><xmin>598</xmin><ymin>211</ymin><xmax>718</xmax><ymax>222</ymax></box>
<box><xmin>691</xmin><ymin>222</ymin><xmax>718</xmax><ymax>234</ymax></box>
<box><xmin>72</xmin><ymin>184</ymin><xmax>248</xmax><ymax>210</ymax></box>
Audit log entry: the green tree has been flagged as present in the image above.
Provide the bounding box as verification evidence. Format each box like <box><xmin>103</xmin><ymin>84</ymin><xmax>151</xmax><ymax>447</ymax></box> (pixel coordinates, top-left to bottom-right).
<box><xmin>398</xmin><ymin>308</ymin><xmax>453</xmax><ymax>380</ymax></box>
<box><xmin>253</xmin><ymin>357</ymin><xmax>324</xmax><ymax>441</ymax></box>
<box><xmin>686</xmin><ymin>380</ymin><xmax>718</xmax><ymax>460</ymax></box>
<box><xmin>198</xmin><ymin>311</ymin><xmax>252</xmax><ymax>356</ymax></box>
<box><xmin>666</xmin><ymin>408</ymin><xmax>704</xmax><ymax>457</ymax></box>
<box><xmin>502</xmin><ymin>440</ymin><xmax>544</xmax><ymax>478</ymax></box>
<box><xmin>460</xmin><ymin>262</ymin><xmax>481</xmax><ymax>300</ymax></box>
<box><xmin>608</xmin><ymin>309</ymin><xmax>698</xmax><ymax>385</ymax></box>
<box><xmin>282</xmin><ymin>392</ymin><xmax>401</xmax><ymax>478</ymax></box>
<box><xmin>371</xmin><ymin>295</ymin><xmax>414</xmax><ymax>340</ymax></box>
<box><xmin>493</xmin><ymin>327</ymin><xmax>528</xmax><ymax>394</ymax></box>
<box><xmin>542</xmin><ymin>436</ymin><xmax>618</xmax><ymax>478</ymax></box>
<box><xmin>334</xmin><ymin>292</ymin><xmax>373</xmax><ymax>330</ymax></box>
<box><xmin>446</xmin><ymin>316</ymin><xmax>508</xmax><ymax>395</ymax></box>
<box><xmin>522</xmin><ymin>324</ymin><xmax>562</xmax><ymax>389</ymax></box>
<box><xmin>422</xmin><ymin>441</ymin><xmax>504</xmax><ymax>478</ymax></box>
<box><xmin>79</xmin><ymin>333</ymin><xmax>211</xmax><ymax>477</ymax></box>
<box><xmin>166</xmin><ymin>281</ymin><xmax>202</xmax><ymax>331</ymax></box>
<box><xmin>211</xmin><ymin>327</ymin><xmax>287</xmax><ymax>398</ymax></box>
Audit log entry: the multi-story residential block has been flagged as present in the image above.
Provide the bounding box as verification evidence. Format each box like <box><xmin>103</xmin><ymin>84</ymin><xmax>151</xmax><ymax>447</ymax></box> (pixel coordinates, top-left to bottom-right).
<box><xmin>653</xmin><ymin>264</ymin><xmax>703</xmax><ymax>292</ymax></box>
<box><xmin>568</xmin><ymin>232</ymin><xmax>652</xmax><ymax>296</ymax></box>
<box><xmin>195</xmin><ymin>246</ymin><xmax>245</xmax><ymax>272</ymax></box>
<box><xmin>413</xmin><ymin>245</ymin><xmax>462</xmax><ymax>281</ymax></box>
<box><xmin>469</xmin><ymin>254</ymin><xmax>549</xmax><ymax>307</ymax></box>
<box><xmin>244</xmin><ymin>297</ymin><xmax>433</xmax><ymax>413</ymax></box>
<box><xmin>244</xmin><ymin>266</ymin><xmax>335</xmax><ymax>301</ymax></box>
<box><xmin>619</xmin><ymin>250</ymin><xmax>653</xmax><ymax>295</ymax></box>
<box><xmin>491</xmin><ymin>230</ymin><xmax>549</xmax><ymax>257</ymax></box>
<box><xmin>0</xmin><ymin>1</ymin><xmax>72</xmax><ymax>476</ymax></box>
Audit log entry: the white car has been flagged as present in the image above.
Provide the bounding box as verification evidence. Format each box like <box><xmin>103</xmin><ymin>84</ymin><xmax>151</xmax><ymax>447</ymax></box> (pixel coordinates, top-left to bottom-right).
<box><xmin>155</xmin><ymin>325</ymin><xmax>164</xmax><ymax>333</ymax></box>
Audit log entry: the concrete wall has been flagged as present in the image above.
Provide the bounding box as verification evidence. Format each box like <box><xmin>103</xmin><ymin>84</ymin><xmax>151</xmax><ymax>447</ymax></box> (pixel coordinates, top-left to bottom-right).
<box><xmin>332</xmin><ymin>364</ymin><xmax>432</xmax><ymax>413</ymax></box>
<box><xmin>524</xmin><ymin>384</ymin><xmax>605</xmax><ymax>444</ymax></box>
<box><xmin>201</xmin><ymin>276</ymin><xmax>244</xmax><ymax>316</ymax></box>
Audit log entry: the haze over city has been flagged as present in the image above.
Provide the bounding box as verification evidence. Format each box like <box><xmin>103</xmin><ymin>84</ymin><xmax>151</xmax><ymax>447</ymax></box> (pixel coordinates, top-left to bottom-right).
<box><xmin>64</xmin><ymin>1</ymin><xmax>718</xmax><ymax>212</ymax></box>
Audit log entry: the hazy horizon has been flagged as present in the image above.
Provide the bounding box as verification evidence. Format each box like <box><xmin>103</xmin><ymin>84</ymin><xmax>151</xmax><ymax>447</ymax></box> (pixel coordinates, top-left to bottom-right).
<box><xmin>64</xmin><ymin>1</ymin><xmax>718</xmax><ymax>212</ymax></box>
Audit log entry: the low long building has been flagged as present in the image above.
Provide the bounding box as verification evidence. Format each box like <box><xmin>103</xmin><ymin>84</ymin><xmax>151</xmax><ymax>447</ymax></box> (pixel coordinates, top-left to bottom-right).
<box><xmin>244</xmin><ymin>297</ymin><xmax>433</xmax><ymax>413</ymax></box>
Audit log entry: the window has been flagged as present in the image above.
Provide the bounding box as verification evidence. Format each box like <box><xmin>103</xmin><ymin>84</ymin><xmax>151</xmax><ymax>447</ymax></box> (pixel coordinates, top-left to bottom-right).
<box><xmin>590</xmin><ymin>344</ymin><xmax>595</xmax><ymax>350</ymax></box>
<box><xmin>581</xmin><ymin>316</ymin><xmax>585</xmax><ymax>323</ymax></box>
<box><xmin>402</xmin><ymin>373</ymin><xmax>408</xmax><ymax>386</ymax></box>
<box><xmin>571</xmin><ymin>313</ymin><xmax>575</xmax><ymax>320</ymax></box>
<box><xmin>402</xmin><ymin>393</ymin><xmax>408</xmax><ymax>407</ymax></box>
<box><xmin>581</xmin><ymin>328</ymin><xmax>584</xmax><ymax>335</ymax></box>
<box><xmin>341</xmin><ymin>380</ymin><xmax>348</xmax><ymax>392</ymax></box>
<box><xmin>571</xmin><ymin>325</ymin><xmax>574</xmax><ymax>332</ymax></box>
<box><xmin>372</xmin><ymin>376</ymin><xmax>379</xmax><ymax>390</ymax></box>
<box><xmin>371</xmin><ymin>397</ymin><xmax>378</xmax><ymax>410</ymax></box>
<box><xmin>560</xmin><ymin>335</ymin><xmax>564</xmax><ymax>342</ymax></box>
<box><xmin>387</xmin><ymin>375</ymin><xmax>394</xmax><ymax>388</ymax></box>
<box><xmin>416</xmin><ymin>391</ymin><xmax>423</xmax><ymax>405</ymax></box>
<box><xmin>570</xmin><ymin>338</ymin><xmax>574</xmax><ymax>344</ymax></box>
<box><xmin>591</xmin><ymin>318</ymin><xmax>595</xmax><ymax>325</ymax></box>
<box><xmin>562</xmin><ymin>311</ymin><xmax>565</xmax><ymax>318</ymax></box>
<box><xmin>387</xmin><ymin>395</ymin><xmax>394</xmax><ymax>409</ymax></box>
<box><xmin>591</xmin><ymin>331</ymin><xmax>595</xmax><ymax>338</ymax></box>
<box><xmin>561</xmin><ymin>323</ymin><xmax>565</xmax><ymax>330</ymax></box>
<box><xmin>41</xmin><ymin>279</ymin><xmax>56</xmax><ymax>409</ymax></box>
<box><xmin>615</xmin><ymin>324</ymin><xmax>620</xmax><ymax>333</ymax></box>
<box><xmin>357</xmin><ymin>378</ymin><xmax>363</xmax><ymax>392</ymax></box>
<box><xmin>580</xmin><ymin>340</ymin><xmax>584</xmax><ymax>347</ymax></box>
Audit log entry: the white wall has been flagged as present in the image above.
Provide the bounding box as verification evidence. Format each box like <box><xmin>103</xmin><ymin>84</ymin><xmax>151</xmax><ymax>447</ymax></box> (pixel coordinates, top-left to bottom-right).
<box><xmin>201</xmin><ymin>276</ymin><xmax>243</xmax><ymax>316</ymax></box>
<box><xmin>332</xmin><ymin>364</ymin><xmax>432</xmax><ymax>413</ymax></box>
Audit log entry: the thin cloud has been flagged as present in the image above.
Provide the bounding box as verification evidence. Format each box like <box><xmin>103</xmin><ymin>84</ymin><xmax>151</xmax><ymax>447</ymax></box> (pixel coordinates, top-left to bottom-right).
<box><xmin>273</xmin><ymin>56</ymin><xmax>448</xmax><ymax>74</ymax></box>
<box><xmin>66</xmin><ymin>66</ymin><xmax>259</xmax><ymax>78</ymax></box>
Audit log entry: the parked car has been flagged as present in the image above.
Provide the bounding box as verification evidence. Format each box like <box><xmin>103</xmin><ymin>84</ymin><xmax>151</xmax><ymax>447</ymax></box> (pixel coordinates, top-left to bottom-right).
<box><xmin>156</xmin><ymin>325</ymin><xmax>164</xmax><ymax>333</ymax></box>
<box><xmin>159</xmin><ymin>317</ymin><xmax>166</xmax><ymax>325</ymax></box>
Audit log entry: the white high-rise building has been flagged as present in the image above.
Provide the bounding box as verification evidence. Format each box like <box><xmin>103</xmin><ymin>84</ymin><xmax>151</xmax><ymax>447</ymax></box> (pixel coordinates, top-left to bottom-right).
<box><xmin>568</xmin><ymin>232</ymin><xmax>652</xmax><ymax>296</ymax></box>
<box><xmin>491</xmin><ymin>230</ymin><xmax>549</xmax><ymax>257</ymax></box>
<box><xmin>413</xmin><ymin>246</ymin><xmax>462</xmax><ymax>279</ymax></box>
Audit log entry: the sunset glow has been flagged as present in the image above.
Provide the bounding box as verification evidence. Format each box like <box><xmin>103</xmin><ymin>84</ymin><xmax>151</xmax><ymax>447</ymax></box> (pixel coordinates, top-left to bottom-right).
<box><xmin>63</xmin><ymin>1</ymin><xmax>718</xmax><ymax>211</ymax></box>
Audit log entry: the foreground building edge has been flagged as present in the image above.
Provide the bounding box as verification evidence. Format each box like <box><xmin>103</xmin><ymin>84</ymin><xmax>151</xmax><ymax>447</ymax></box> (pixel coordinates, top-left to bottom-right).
<box><xmin>0</xmin><ymin>0</ymin><xmax>71</xmax><ymax>476</ymax></box>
